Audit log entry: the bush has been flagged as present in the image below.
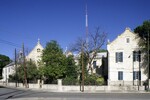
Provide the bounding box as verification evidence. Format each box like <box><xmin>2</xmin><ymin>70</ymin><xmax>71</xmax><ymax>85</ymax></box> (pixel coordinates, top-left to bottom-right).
<box><xmin>96</xmin><ymin>77</ymin><xmax>104</xmax><ymax>85</ymax></box>
<box><xmin>84</xmin><ymin>74</ymin><xmax>104</xmax><ymax>85</ymax></box>
<box><xmin>62</xmin><ymin>77</ymin><xmax>78</xmax><ymax>85</ymax></box>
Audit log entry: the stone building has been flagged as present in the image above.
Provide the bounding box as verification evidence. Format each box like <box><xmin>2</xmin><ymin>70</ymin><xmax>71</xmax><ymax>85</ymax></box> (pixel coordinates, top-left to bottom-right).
<box><xmin>107</xmin><ymin>28</ymin><xmax>147</xmax><ymax>86</ymax></box>
<box><xmin>26</xmin><ymin>39</ymin><xmax>44</xmax><ymax>66</ymax></box>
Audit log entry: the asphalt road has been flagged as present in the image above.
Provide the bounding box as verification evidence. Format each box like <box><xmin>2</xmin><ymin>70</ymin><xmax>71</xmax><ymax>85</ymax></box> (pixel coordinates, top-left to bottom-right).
<box><xmin>0</xmin><ymin>86</ymin><xmax>150</xmax><ymax>100</ymax></box>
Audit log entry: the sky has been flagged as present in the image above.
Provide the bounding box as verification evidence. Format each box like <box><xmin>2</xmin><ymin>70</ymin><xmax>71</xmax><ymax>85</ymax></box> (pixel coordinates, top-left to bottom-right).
<box><xmin>0</xmin><ymin>0</ymin><xmax>150</xmax><ymax>59</ymax></box>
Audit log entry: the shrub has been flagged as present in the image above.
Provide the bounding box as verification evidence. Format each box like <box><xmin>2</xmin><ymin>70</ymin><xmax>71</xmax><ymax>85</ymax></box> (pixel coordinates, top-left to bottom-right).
<box><xmin>62</xmin><ymin>77</ymin><xmax>78</xmax><ymax>85</ymax></box>
<box><xmin>96</xmin><ymin>77</ymin><xmax>104</xmax><ymax>85</ymax></box>
<box><xmin>84</xmin><ymin>74</ymin><xmax>105</xmax><ymax>85</ymax></box>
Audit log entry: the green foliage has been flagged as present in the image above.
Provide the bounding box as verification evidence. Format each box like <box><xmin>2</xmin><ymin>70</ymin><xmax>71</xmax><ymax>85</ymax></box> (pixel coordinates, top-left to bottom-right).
<box><xmin>0</xmin><ymin>54</ymin><xmax>11</xmax><ymax>79</ymax></box>
<box><xmin>65</xmin><ymin>55</ymin><xmax>78</xmax><ymax>78</ymax></box>
<box><xmin>84</xmin><ymin>74</ymin><xmax>104</xmax><ymax>85</ymax></box>
<box><xmin>134</xmin><ymin>20</ymin><xmax>150</xmax><ymax>76</ymax></box>
<box><xmin>42</xmin><ymin>40</ymin><xmax>67</xmax><ymax>83</ymax></box>
<box><xmin>62</xmin><ymin>77</ymin><xmax>78</xmax><ymax>85</ymax></box>
<box><xmin>9</xmin><ymin>60</ymin><xmax>39</xmax><ymax>83</ymax></box>
<box><xmin>96</xmin><ymin>77</ymin><xmax>105</xmax><ymax>85</ymax></box>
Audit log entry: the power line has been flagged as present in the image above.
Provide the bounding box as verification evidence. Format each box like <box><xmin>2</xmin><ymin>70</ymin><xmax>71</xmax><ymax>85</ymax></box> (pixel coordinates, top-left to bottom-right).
<box><xmin>0</xmin><ymin>38</ymin><xmax>33</xmax><ymax>51</ymax></box>
<box><xmin>0</xmin><ymin>38</ymin><xmax>21</xmax><ymax>48</ymax></box>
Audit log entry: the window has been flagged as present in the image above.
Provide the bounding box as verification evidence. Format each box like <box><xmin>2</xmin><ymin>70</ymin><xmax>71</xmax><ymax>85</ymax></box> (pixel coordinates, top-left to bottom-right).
<box><xmin>118</xmin><ymin>71</ymin><xmax>123</xmax><ymax>80</ymax></box>
<box><xmin>133</xmin><ymin>71</ymin><xmax>141</xmax><ymax>80</ymax></box>
<box><xmin>37</xmin><ymin>48</ymin><xmax>41</xmax><ymax>52</ymax></box>
<box><xmin>93</xmin><ymin>61</ymin><xmax>96</xmax><ymax>69</ymax></box>
<box><xmin>134</xmin><ymin>71</ymin><xmax>141</xmax><ymax>80</ymax></box>
<box><xmin>116</xmin><ymin>52</ymin><xmax>123</xmax><ymax>63</ymax></box>
<box><xmin>133</xmin><ymin>51</ymin><xmax>141</xmax><ymax>62</ymax></box>
<box><xmin>126</xmin><ymin>38</ymin><xmax>130</xmax><ymax>43</ymax></box>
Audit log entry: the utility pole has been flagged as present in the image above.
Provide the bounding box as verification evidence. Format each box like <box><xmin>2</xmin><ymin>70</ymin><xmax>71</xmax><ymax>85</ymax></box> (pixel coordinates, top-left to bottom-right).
<box><xmin>15</xmin><ymin>48</ymin><xmax>17</xmax><ymax>87</ymax></box>
<box><xmin>81</xmin><ymin>42</ymin><xmax>84</xmax><ymax>92</ymax></box>
<box><xmin>148</xmin><ymin>29</ymin><xmax>149</xmax><ymax>90</ymax></box>
<box><xmin>138</xmin><ymin>50</ymin><xmax>141</xmax><ymax>91</ymax></box>
<box><xmin>23</xmin><ymin>43</ymin><xmax>27</xmax><ymax>88</ymax></box>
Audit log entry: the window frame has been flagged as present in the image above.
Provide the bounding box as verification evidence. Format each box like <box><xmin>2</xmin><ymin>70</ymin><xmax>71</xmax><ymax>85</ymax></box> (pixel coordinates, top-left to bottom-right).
<box><xmin>116</xmin><ymin>52</ymin><xmax>123</xmax><ymax>63</ymax></box>
<box><xmin>126</xmin><ymin>38</ymin><xmax>130</xmax><ymax>43</ymax></box>
<box><xmin>93</xmin><ymin>61</ymin><xmax>97</xmax><ymax>69</ymax></box>
<box><xmin>133</xmin><ymin>51</ymin><xmax>141</xmax><ymax>62</ymax></box>
<box><xmin>118</xmin><ymin>71</ymin><xmax>123</xmax><ymax>80</ymax></box>
<box><xmin>133</xmin><ymin>71</ymin><xmax>141</xmax><ymax>80</ymax></box>
<box><xmin>37</xmin><ymin>48</ymin><xmax>41</xmax><ymax>52</ymax></box>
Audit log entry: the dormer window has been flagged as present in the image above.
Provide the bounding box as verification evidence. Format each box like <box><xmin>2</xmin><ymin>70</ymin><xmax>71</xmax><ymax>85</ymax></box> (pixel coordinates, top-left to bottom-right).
<box><xmin>37</xmin><ymin>48</ymin><xmax>40</xmax><ymax>52</ymax></box>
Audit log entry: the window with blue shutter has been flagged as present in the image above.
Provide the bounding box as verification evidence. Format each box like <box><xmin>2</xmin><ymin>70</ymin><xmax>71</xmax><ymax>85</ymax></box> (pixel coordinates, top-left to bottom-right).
<box><xmin>118</xmin><ymin>71</ymin><xmax>123</xmax><ymax>80</ymax></box>
<box><xmin>133</xmin><ymin>71</ymin><xmax>141</xmax><ymax>80</ymax></box>
<box><xmin>133</xmin><ymin>51</ymin><xmax>141</xmax><ymax>62</ymax></box>
<box><xmin>116</xmin><ymin>52</ymin><xmax>123</xmax><ymax>63</ymax></box>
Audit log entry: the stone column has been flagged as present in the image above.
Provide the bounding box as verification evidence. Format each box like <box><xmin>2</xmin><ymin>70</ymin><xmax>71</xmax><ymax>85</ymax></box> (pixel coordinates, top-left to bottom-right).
<box><xmin>58</xmin><ymin>79</ymin><xmax>62</xmax><ymax>91</ymax></box>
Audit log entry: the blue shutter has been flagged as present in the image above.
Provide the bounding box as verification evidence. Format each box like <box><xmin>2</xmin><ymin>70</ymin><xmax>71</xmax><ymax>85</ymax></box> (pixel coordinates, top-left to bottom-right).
<box><xmin>139</xmin><ymin>71</ymin><xmax>141</xmax><ymax>80</ymax></box>
<box><xmin>120</xmin><ymin>52</ymin><xmax>123</xmax><ymax>62</ymax></box>
<box><xmin>138</xmin><ymin>51</ymin><xmax>141</xmax><ymax>62</ymax></box>
<box><xmin>133</xmin><ymin>51</ymin><xmax>136</xmax><ymax>62</ymax></box>
<box><xmin>118</xmin><ymin>71</ymin><xmax>123</xmax><ymax>80</ymax></box>
<box><xmin>133</xmin><ymin>71</ymin><xmax>136</xmax><ymax>80</ymax></box>
<box><xmin>116</xmin><ymin>52</ymin><xmax>118</xmax><ymax>63</ymax></box>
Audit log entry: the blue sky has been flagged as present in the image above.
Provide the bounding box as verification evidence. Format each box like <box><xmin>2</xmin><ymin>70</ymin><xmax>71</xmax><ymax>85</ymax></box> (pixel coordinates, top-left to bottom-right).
<box><xmin>0</xmin><ymin>0</ymin><xmax>150</xmax><ymax>59</ymax></box>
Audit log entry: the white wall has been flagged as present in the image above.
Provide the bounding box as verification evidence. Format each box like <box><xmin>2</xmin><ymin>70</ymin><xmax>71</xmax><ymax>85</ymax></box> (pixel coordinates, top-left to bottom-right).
<box><xmin>1</xmin><ymin>82</ymin><xmax>145</xmax><ymax>91</ymax></box>
<box><xmin>1</xmin><ymin>63</ymin><xmax>15</xmax><ymax>83</ymax></box>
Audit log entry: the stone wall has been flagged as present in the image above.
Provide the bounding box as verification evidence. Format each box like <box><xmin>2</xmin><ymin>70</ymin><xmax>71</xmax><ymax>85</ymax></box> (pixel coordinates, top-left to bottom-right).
<box><xmin>0</xmin><ymin>82</ymin><xmax>146</xmax><ymax>91</ymax></box>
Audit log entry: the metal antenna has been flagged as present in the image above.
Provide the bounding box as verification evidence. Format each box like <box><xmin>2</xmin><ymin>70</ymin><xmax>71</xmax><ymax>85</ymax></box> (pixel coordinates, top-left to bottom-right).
<box><xmin>85</xmin><ymin>2</ymin><xmax>89</xmax><ymax>46</ymax></box>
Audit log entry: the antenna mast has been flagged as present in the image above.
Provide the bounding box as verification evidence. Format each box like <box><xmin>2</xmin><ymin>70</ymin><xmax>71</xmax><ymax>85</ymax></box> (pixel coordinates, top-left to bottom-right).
<box><xmin>85</xmin><ymin>2</ymin><xmax>88</xmax><ymax>46</ymax></box>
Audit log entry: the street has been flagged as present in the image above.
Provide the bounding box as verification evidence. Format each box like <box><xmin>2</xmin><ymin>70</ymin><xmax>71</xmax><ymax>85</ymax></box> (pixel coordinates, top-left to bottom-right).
<box><xmin>0</xmin><ymin>86</ymin><xmax>150</xmax><ymax>100</ymax></box>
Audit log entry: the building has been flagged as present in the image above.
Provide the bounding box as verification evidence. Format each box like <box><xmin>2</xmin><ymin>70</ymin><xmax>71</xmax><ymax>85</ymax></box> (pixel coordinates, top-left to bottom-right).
<box><xmin>107</xmin><ymin>28</ymin><xmax>147</xmax><ymax>86</ymax></box>
<box><xmin>74</xmin><ymin>52</ymin><xmax>108</xmax><ymax>79</ymax></box>
<box><xmin>1</xmin><ymin>39</ymin><xmax>44</xmax><ymax>83</ymax></box>
<box><xmin>26</xmin><ymin>39</ymin><xmax>44</xmax><ymax>66</ymax></box>
<box><xmin>1</xmin><ymin>62</ymin><xmax>15</xmax><ymax>84</ymax></box>
<box><xmin>90</xmin><ymin>52</ymin><xmax>108</xmax><ymax>80</ymax></box>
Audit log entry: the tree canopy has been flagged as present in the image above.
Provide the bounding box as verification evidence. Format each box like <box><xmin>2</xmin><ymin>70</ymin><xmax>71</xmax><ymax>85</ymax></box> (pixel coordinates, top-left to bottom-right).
<box><xmin>9</xmin><ymin>60</ymin><xmax>39</xmax><ymax>83</ymax></box>
<box><xmin>0</xmin><ymin>54</ymin><xmax>11</xmax><ymax>79</ymax></box>
<box><xmin>42</xmin><ymin>40</ymin><xmax>67</xmax><ymax>83</ymax></box>
<box><xmin>134</xmin><ymin>20</ymin><xmax>150</xmax><ymax>77</ymax></box>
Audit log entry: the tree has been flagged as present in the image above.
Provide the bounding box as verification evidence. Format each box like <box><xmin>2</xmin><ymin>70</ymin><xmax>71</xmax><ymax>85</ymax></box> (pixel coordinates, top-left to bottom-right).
<box><xmin>42</xmin><ymin>40</ymin><xmax>67</xmax><ymax>83</ymax></box>
<box><xmin>9</xmin><ymin>60</ymin><xmax>39</xmax><ymax>83</ymax></box>
<box><xmin>65</xmin><ymin>55</ymin><xmax>78</xmax><ymax>78</ymax></box>
<box><xmin>62</xmin><ymin>55</ymin><xmax>79</xmax><ymax>85</ymax></box>
<box><xmin>134</xmin><ymin>20</ymin><xmax>150</xmax><ymax>77</ymax></box>
<box><xmin>0</xmin><ymin>54</ymin><xmax>11</xmax><ymax>79</ymax></box>
<box><xmin>71</xmin><ymin>27</ymin><xmax>107</xmax><ymax>74</ymax></box>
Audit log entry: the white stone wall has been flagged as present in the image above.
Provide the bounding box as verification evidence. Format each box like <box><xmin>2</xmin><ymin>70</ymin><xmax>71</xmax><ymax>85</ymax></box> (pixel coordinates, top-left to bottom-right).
<box><xmin>1</xmin><ymin>82</ymin><xmax>145</xmax><ymax>91</ymax></box>
<box><xmin>107</xmin><ymin>28</ymin><xmax>147</xmax><ymax>86</ymax></box>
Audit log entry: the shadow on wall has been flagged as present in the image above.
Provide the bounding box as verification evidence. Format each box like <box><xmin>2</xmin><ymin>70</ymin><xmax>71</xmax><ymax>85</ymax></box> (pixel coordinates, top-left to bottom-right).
<box><xmin>96</xmin><ymin>57</ymin><xmax>108</xmax><ymax>83</ymax></box>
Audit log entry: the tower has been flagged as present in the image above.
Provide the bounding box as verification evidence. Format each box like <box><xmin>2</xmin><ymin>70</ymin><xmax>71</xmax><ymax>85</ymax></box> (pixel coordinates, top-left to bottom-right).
<box><xmin>85</xmin><ymin>2</ymin><xmax>89</xmax><ymax>46</ymax></box>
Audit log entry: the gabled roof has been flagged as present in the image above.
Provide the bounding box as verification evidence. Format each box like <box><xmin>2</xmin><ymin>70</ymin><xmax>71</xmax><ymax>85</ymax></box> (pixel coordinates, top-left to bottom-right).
<box><xmin>107</xmin><ymin>27</ymin><xmax>137</xmax><ymax>45</ymax></box>
<box><xmin>26</xmin><ymin>39</ymin><xmax>44</xmax><ymax>57</ymax></box>
<box><xmin>4</xmin><ymin>62</ymin><xmax>15</xmax><ymax>68</ymax></box>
